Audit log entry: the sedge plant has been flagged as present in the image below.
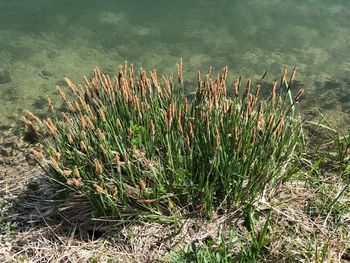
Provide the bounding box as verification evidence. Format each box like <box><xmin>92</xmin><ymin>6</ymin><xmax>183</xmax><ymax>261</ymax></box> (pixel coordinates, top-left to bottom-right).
<box><xmin>23</xmin><ymin>60</ymin><xmax>304</xmax><ymax>222</ymax></box>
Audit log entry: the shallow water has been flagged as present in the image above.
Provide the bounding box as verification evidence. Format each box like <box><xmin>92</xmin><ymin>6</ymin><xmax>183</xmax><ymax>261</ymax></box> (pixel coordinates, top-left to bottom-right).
<box><xmin>0</xmin><ymin>0</ymin><xmax>349</xmax><ymax>128</ymax></box>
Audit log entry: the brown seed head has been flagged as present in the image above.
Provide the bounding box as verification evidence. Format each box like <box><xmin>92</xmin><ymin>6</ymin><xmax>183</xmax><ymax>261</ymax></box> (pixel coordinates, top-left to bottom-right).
<box><xmin>266</xmin><ymin>113</ymin><xmax>274</xmax><ymax>129</ymax></box>
<box><xmin>64</xmin><ymin>77</ymin><xmax>77</xmax><ymax>95</ymax></box>
<box><xmin>188</xmin><ymin>121</ymin><xmax>193</xmax><ymax>138</ymax></box>
<box><xmin>288</xmin><ymin>67</ymin><xmax>296</xmax><ymax>87</ymax></box>
<box><xmin>74</xmin><ymin>101</ymin><xmax>81</xmax><ymax>113</ymax></box>
<box><xmin>79</xmin><ymin>115</ymin><xmax>86</xmax><ymax>129</ymax></box>
<box><xmin>275</xmin><ymin>118</ymin><xmax>285</xmax><ymax>138</ymax></box>
<box><xmin>31</xmin><ymin>149</ymin><xmax>44</xmax><ymax>159</ymax></box>
<box><xmin>26</xmin><ymin>111</ymin><xmax>42</xmax><ymax>124</ymax></box>
<box><xmin>251</xmin><ymin>127</ymin><xmax>257</xmax><ymax>143</ymax></box>
<box><xmin>53</xmin><ymin>149</ymin><xmax>61</xmax><ymax>161</ymax></box>
<box><xmin>169</xmin><ymin>102</ymin><xmax>174</xmax><ymax>120</ymax></box>
<box><xmin>139</xmin><ymin>179</ymin><xmax>146</xmax><ymax>190</ymax></box>
<box><xmin>177</xmin><ymin>58</ymin><xmax>183</xmax><ymax>83</ymax></box>
<box><xmin>56</xmin><ymin>85</ymin><xmax>66</xmax><ymax>101</ymax></box>
<box><xmin>244</xmin><ymin>79</ymin><xmax>251</xmax><ymax>99</ymax></box>
<box><xmin>163</xmin><ymin>110</ymin><xmax>169</xmax><ymax>130</ymax></box>
<box><xmin>67</xmin><ymin>134</ymin><xmax>74</xmax><ymax>144</ymax></box>
<box><xmin>67</xmin><ymin>178</ymin><xmax>84</xmax><ymax>187</ymax></box>
<box><xmin>78</xmin><ymin>96</ymin><xmax>88</xmax><ymax>110</ymax></box>
<box><xmin>114</xmin><ymin>152</ymin><xmax>121</xmax><ymax>167</ymax></box>
<box><xmin>184</xmin><ymin>97</ymin><xmax>188</xmax><ymax>114</ymax></box>
<box><xmin>93</xmin><ymin>183</ymin><xmax>105</xmax><ymax>194</ymax></box>
<box><xmin>49</xmin><ymin>157</ymin><xmax>59</xmax><ymax>169</ymax></box>
<box><xmin>254</xmin><ymin>85</ymin><xmax>261</xmax><ymax>101</ymax></box>
<box><xmin>123</xmin><ymin>153</ymin><xmax>129</xmax><ymax>165</ymax></box>
<box><xmin>66</xmin><ymin>101</ymin><xmax>75</xmax><ymax>112</ymax></box>
<box><xmin>234</xmin><ymin>127</ymin><xmax>238</xmax><ymax>141</ymax></box>
<box><xmin>47</xmin><ymin>96</ymin><xmax>55</xmax><ymax>112</ymax></box>
<box><xmin>280</xmin><ymin>68</ymin><xmax>287</xmax><ymax>86</ymax></box>
<box><xmin>234</xmin><ymin>78</ymin><xmax>239</xmax><ymax>97</ymax></box>
<box><xmin>44</xmin><ymin>119</ymin><xmax>56</xmax><ymax>136</ymax></box>
<box><xmin>98</xmin><ymin>109</ymin><xmax>106</xmax><ymax>123</ymax></box>
<box><xmin>276</xmin><ymin>96</ymin><xmax>282</xmax><ymax>109</ymax></box>
<box><xmin>85</xmin><ymin>115</ymin><xmax>95</xmax><ymax>129</ymax></box>
<box><xmin>93</xmin><ymin>158</ymin><xmax>104</xmax><ymax>174</ymax></box>
<box><xmin>184</xmin><ymin>136</ymin><xmax>190</xmax><ymax>147</ymax></box>
<box><xmin>150</xmin><ymin>119</ymin><xmax>155</xmax><ymax>136</ymax></box>
<box><xmin>80</xmin><ymin>140</ymin><xmax>87</xmax><ymax>151</ymax></box>
<box><xmin>63</xmin><ymin>169</ymin><xmax>72</xmax><ymax>176</ymax></box>
<box><xmin>294</xmin><ymin>89</ymin><xmax>304</xmax><ymax>103</ymax></box>
<box><xmin>96</xmin><ymin>128</ymin><xmax>105</xmax><ymax>140</ymax></box>
<box><xmin>62</xmin><ymin>112</ymin><xmax>73</xmax><ymax>127</ymax></box>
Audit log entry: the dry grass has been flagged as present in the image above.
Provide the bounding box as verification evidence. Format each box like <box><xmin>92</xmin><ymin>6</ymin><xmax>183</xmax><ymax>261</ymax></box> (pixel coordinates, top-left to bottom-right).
<box><xmin>1</xmin><ymin>132</ymin><xmax>349</xmax><ymax>262</ymax></box>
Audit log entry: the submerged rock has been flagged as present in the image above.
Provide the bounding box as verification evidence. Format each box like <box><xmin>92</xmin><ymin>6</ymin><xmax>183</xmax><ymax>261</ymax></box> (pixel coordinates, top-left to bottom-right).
<box><xmin>0</xmin><ymin>70</ymin><xmax>11</xmax><ymax>84</ymax></box>
<box><xmin>39</xmin><ymin>70</ymin><xmax>55</xmax><ymax>79</ymax></box>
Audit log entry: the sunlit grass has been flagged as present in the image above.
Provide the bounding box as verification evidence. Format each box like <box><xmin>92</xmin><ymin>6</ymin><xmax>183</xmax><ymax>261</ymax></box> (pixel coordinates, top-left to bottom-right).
<box><xmin>23</xmin><ymin>60</ymin><xmax>304</xmax><ymax>222</ymax></box>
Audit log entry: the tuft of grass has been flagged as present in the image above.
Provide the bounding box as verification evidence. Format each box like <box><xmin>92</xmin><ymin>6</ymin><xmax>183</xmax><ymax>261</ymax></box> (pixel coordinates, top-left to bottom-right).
<box><xmin>23</xmin><ymin>60</ymin><xmax>304</xmax><ymax>222</ymax></box>
<box><xmin>167</xmin><ymin>215</ymin><xmax>271</xmax><ymax>263</ymax></box>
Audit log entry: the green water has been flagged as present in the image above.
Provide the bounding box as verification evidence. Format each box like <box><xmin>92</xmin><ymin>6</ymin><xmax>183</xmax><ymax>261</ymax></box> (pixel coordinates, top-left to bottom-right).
<box><xmin>0</xmin><ymin>0</ymin><xmax>349</xmax><ymax>128</ymax></box>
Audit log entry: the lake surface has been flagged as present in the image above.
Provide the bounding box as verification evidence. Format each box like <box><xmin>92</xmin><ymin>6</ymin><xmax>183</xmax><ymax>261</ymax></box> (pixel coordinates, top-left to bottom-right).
<box><xmin>0</xmin><ymin>0</ymin><xmax>349</xmax><ymax>129</ymax></box>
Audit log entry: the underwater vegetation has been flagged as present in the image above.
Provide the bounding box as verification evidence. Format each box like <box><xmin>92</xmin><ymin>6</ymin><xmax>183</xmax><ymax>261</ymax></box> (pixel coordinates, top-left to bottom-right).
<box><xmin>23</xmin><ymin>60</ymin><xmax>304</xmax><ymax>222</ymax></box>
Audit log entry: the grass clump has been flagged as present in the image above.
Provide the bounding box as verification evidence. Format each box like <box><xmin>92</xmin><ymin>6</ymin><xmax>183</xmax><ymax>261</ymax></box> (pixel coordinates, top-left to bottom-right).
<box><xmin>23</xmin><ymin>60</ymin><xmax>304</xmax><ymax>222</ymax></box>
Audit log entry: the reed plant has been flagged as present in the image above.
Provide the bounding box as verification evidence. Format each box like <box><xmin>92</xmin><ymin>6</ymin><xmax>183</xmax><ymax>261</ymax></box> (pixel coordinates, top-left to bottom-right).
<box><xmin>23</xmin><ymin>60</ymin><xmax>304</xmax><ymax>221</ymax></box>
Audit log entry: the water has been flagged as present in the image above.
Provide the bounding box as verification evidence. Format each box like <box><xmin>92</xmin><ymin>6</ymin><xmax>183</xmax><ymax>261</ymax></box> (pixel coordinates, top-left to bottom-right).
<box><xmin>0</xmin><ymin>0</ymin><xmax>350</xmax><ymax>128</ymax></box>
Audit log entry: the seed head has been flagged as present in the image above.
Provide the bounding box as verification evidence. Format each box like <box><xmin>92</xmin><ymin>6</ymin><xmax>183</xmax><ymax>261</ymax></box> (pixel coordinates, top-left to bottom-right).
<box><xmin>280</xmin><ymin>68</ymin><xmax>287</xmax><ymax>86</ymax></box>
<box><xmin>139</xmin><ymin>179</ymin><xmax>146</xmax><ymax>190</ymax></box>
<box><xmin>66</xmin><ymin>101</ymin><xmax>75</xmax><ymax>112</ymax></box>
<box><xmin>244</xmin><ymin>79</ymin><xmax>251</xmax><ymax>99</ymax></box>
<box><xmin>53</xmin><ymin>149</ymin><xmax>61</xmax><ymax>161</ymax></box>
<box><xmin>93</xmin><ymin>183</ymin><xmax>105</xmax><ymax>194</ymax></box>
<box><xmin>177</xmin><ymin>110</ymin><xmax>183</xmax><ymax>135</ymax></box>
<box><xmin>188</xmin><ymin>121</ymin><xmax>193</xmax><ymax>138</ymax></box>
<box><xmin>98</xmin><ymin>109</ymin><xmax>106</xmax><ymax>123</ymax></box>
<box><xmin>63</xmin><ymin>169</ymin><xmax>72</xmax><ymax>176</ymax></box>
<box><xmin>79</xmin><ymin>115</ymin><xmax>87</xmax><ymax>130</ymax></box>
<box><xmin>80</xmin><ymin>140</ymin><xmax>87</xmax><ymax>151</ymax></box>
<box><xmin>163</xmin><ymin>110</ymin><xmax>169</xmax><ymax>130</ymax></box>
<box><xmin>31</xmin><ymin>149</ymin><xmax>44</xmax><ymax>159</ymax></box>
<box><xmin>293</xmin><ymin>89</ymin><xmax>304</xmax><ymax>103</ymax></box>
<box><xmin>114</xmin><ymin>152</ymin><xmax>121</xmax><ymax>167</ymax></box>
<box><xmin>64</xmin><ymin>77</ymin><xmax>78</xmax><ymax>95</ymax></box>
<box><xmin>56</xmin><ymin>85</ymin><xmax>66</xmax><ymax>102</ymax></box>
<box><xmin>67</xmin><ymin>178</ymin><xmax>83</xmax><ymax>187</ymax></box>
<box><xmin>97</xmin><ymin>128</ymin><xmax>105</xmax><ymax>140</ymax></box>
<box><xmin>47</xmin><ymin>96</ymin><xmax>55</xmax><ymax>112</ymax></box>
<box><xmin>26</xmin><ymin>111</ymin><xmax>42</xmax><ymax>125</ymax></box>
<box><xmin>62</xmin><ymin>112</ymin><xmax>73</xmax><ymax>127</ymax></box>
<box><xmin>93</xmin><ymin>158</ymin><xmax>104</xmax><ymax>174</ymax></box>
<box><xmin>150</xmin><ymin>119</ymin><xmax>155</xmax><ymax>136</ymax></box>
<box><xmin>177</xmin><ymin>58</ymin><xmax>183</xmax><ymax>83</ymax></box>
<box><xmin>184</xmin><ymin>97</ymin><xmax>188</xmax><ymax>114</ymax></box>
<box><xmin>67</xmin><ymin>134</ymin><xmax>74</xmax><ymax>144</ymax></box>
<box><xmin>288</xmin><ymin>67</ymin><xmax>296</xmax><ymax>87</ymax></box>
<box><xmin>44</xmin><ymin>119</ymin><xmax>56</xmax><ymax>136</ymax></box>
